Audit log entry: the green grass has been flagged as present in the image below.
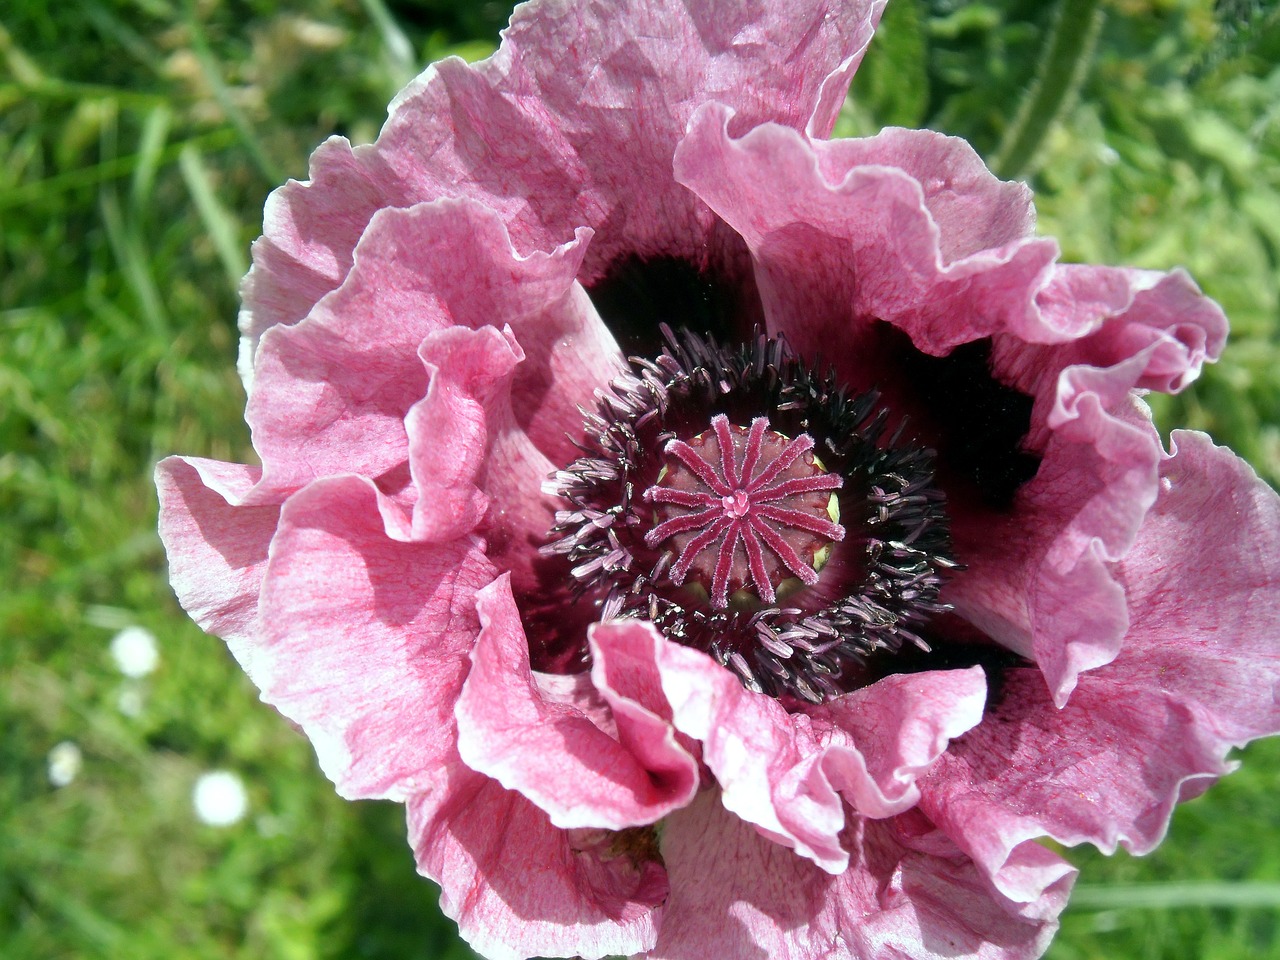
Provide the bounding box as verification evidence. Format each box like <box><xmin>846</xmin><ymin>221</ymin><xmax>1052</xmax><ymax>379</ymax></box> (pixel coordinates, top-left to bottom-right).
<box><xmin>2</xmin><ymin>1</ymin><xmax>1278</xmax><ymax>958</ymax></box>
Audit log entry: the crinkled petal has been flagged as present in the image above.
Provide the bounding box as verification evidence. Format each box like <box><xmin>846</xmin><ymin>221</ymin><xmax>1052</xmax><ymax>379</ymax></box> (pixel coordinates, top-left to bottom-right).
<box><xmin>255</xmin><ymin>474</ymin><xmax>495</xmax><ymax>800</ymax></box>
<box><xmin>1115</xmin><ymin>431</ymin><xmax>1280</xmax><ymax>744</ymax></box>
<box><xmin>920</xmin><ymin>666</ymin><xmax>1235</xmax><ymax>908</ymax></box>
<box><xmin>588</xmin><ymin>620</ymin><xmax>706</xmax><ymax>804</ymax></box>
<box><xmin>240</xmin><ymin>0</ymin><xmax>886</xmax><ymax>357</ymax></box>
<box><xmin>852</xmin><ymin>811</ymin><xmax>1071</xmax><ymax>957</ymax></box>
<box><xmin>404</xmin><ymin>325</ymin><xmax>520</xmax><ymax>542</ymax></box>
<box><xmin>675</xmin><ymin>104</ymin><xmax>1232</xmax><ymax>703</ymax></box>
<box><xmin>636</xmin><ymin>626</ymin><xmax>982</xmax><ymax>873</ymax></box>
<box><xmin>992</xmin><ymin>266</ymin><xmax>1227</xmax><ymax>458</ymax></box>
<box><xmin>948</xmin><ymin>396</ymin><xmax>1156</xmax><ymax>703</ymax></box>
<box><xmin>155</xmin><ymin>456</ymin><xmax>278</xmax><ymax>672</ymax></box>
<box><xmin>243</xmin><ymin>198</ymin><xmax>601</xmax><ymax>496</ymax></box>
<box><xmin>455</xmin><ymin>577</ymin><xmax>699</xmax><ymax>829</ymax></box>
<box><xmin>408</xmin><ymin>319</ymin><xmax>569</xmax><ymax>589</ymax></box>
<box><xmin>237</xmin><ymin>138</ymin><xmax>396</xmax><ymax>379</ymax></box>
<box><xmin>645</xmin><ymin>632</ymin><xmax>846</xmax><ymax>871</ymax></box>
<box><xmin>475</xmin><ymin>405</ymin><xmax>563</xmax><ymax>598</ymax></box>
<box><xmin>1023</xmin><ymin>264</ymin><xmax>1227</xmax><ymax>400</ymax></box>
<box><xmin>954</xmin><ymin>267</ymin><xmax>1227</xmax><ymax>703</ymax></box>
<box><xmin>812</xmin><ymin>127</ymin><xmax>1037</xmax><ymax>265</ymax></box>
<box><xmin>499</xmin><ymin>277</ymin><xmax>624</xmax><ymax>468</ymax></box>
<box><xmin>922</xmin><ymin>432</ymin><xmax>1280</xmax><ymax>905</ymax></box>
<box><xmin>807</xmin><ymin>668</ymin><xmax>987</xmax><ymax>819</ymax></box>
<box><xmin>672</xmin><ymin>105</ymin><xmax>1060</xmax><ymax>365</ymax></box>
<box><xmin>648</xmin><ymin>791</ymin><xmax>1064</xmax><ymax>960</ymax></box>
<box><xmin>407</xmin><ymin>755</ymin><xmax>665</xmax><ymax>960</ymax></box>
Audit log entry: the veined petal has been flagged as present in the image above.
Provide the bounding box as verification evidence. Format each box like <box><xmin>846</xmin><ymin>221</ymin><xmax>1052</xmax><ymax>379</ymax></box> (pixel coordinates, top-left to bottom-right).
<box><xmin>244</xmin><ymin>199</ymin><xmax>603</xmax><ymax>497</ymax></box>
<box><xmin>155</xmin><ymin>456</ymin><xmax>278</xmax><ymax>675</ymax></box>
<box><xmin>405</xmin><ymin>325</ymin><xmax>520</xmax><ymax>544</ymax></box>
<box><xmin>675</xmin><ymin>103</ymin><xmax>1233</xmax><ymax>703</ymax></box>
<box><xmin>408</xmin><ymin>754</ymin><xmax>666</xmax><ymax>960</ymax></box>
<box><xmin>455</xmin><ymin>577</ymin><xmax>699</xmax><ymax>830</ymax></box>
<box><xmin>808</xmin><ymin>668</ymin><xmax>987</xmax><ymax>820</ymax></box>
<box><xmin>923</xmin><ymin>432</ymin><xmax>1280</xmax><ymax>904</ymax></box>
<box><xmin>634</xmin><ymin>626</ymin><xmax>985</xmax><ymax>873</ymax></box>
<box><xmin>255</xmin><ymin>474</ymin><xmax>495</xmax><ymax>801</ymax></box>
<box><xmin>649</xmin><ymin>791</ymin><xmax>1065</xmax><ymax>960</ymax></box>
<box><xmin>240</xmin><ymin>0</ymin><xmax>886</xmax><ymax>367</ymax></box>
<box><xmin>673</xmin><ymin>104</ymin><xmax>1060</xmax><ymax>367</ymax></box>
<box><xmin>958</xmin><ymin>268</ymin><xmax>1228</xmax><ymax>703</ymax></box>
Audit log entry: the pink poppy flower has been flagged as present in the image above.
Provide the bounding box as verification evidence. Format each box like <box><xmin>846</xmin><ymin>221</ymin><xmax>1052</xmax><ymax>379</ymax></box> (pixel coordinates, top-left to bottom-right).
<box><xmin>156</xmin><ymin>1</ymin><xmax>1280</xmax><ymax>958</ymax></box>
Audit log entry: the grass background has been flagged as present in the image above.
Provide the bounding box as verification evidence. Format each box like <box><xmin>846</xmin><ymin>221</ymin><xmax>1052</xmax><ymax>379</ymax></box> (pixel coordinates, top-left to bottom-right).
<box><xmin>3</xmin><ymin>0</ymin><xmax>1279</xmax><ymax>957</ymax></box>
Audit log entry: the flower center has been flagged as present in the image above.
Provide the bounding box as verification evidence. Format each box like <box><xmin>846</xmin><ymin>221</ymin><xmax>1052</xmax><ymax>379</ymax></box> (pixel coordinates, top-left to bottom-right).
<box><xmin>643</xmin><ymin>415</ymin><xmax>844</xmax><ymax>609</ymax></box>
<box><xmin>540</xmin><ymin>328</ymin><xmax>959</xmax><ymax>703</ymax></box>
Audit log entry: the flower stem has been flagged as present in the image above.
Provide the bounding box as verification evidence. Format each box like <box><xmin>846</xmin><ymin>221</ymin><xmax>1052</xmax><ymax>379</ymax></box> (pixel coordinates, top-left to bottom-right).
<box><xmin>992</xmin><ymin>0</ymin><xmax>1105</xmax><ymax>181</ymax></box>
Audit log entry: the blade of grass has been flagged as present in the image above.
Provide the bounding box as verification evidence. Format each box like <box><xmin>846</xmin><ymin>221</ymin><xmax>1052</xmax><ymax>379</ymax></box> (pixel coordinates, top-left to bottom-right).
<box><xmin>0</xmin><ymin>353</ymin><xmax>67</xmax><ymax>446</ymax></box>
<box><xmin>0</xmin><ymin>128</ymin><xmax>238</xmax><ymax>211</ymax></box>
<box><xmin>129</xmin><ymin>105</ymin><xmax>172</xmax><ymax>208</ymax></box>
<box><xmin>0</xmin><ymin>78</ymin><xmax>173</xmax><ymax>111</ymax></box>
<box><xmin>1071</xmin><ymin>882</ymin><xmax>1280</xmax><ymax>910</ymax></box>
<box><xmin>24</xmin><ymin>874</ymin><xmax>129</xmax><ymax>951</ymax></box>
<box><xmin>0</xmin><ymin>22</ymin><xmax>44</xmax><ymax>85</ymax></box>
<box><xmin>98</xmin><ymin>186</ymin><xmax>170</xmax><ymax>337</ymax></box>
<box><xmin>182</xmin><ymin>0</ymin><xmax>283</xmax><ymax>185</ymax></box>
<box><xmin>358</xmin><ymin>0</ymin><xmax>416</xmax><ymax>87</ymax></box>
<box><xmin>84</xmin><ymin>2</ymin><xmax>168</xmax><ymax>77</ymax></box>
<box><xmin>178</xmin><ymin>143</ymin><xmax>248</xmax><ymax>290</ymax></box>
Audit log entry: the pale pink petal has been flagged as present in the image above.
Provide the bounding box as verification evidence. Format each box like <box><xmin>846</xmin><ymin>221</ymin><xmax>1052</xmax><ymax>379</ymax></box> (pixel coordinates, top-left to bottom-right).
<box><xmin>405</xmin><ymin>325</ymin><xmax>522</xmax><ymax>544</ymax></box>
<box><xmin>455</xmin><ymin>577</ymin><xmax>699</xmax><ymax>829</ymax></box>
<box><xmin>155</xmin><ymin>456</ymin><xmax>278</xmax><ymax>672</ymax></box>
<box><xmin>947</xmin><ymin>396</ymin><xmax>1157</xmax><ymax>703</ymax></box>
<box><xmin>672</xmin><ymin>102</ymin><xmax>1234</xmax><ymax>706</ymax></box>
<box><xmin>243</xmin><ymin>199</ymin><xmax>601</xmax><ymax>496</ymax></box>
<box><xmin>408</xmin><ymin>756</ymin><xmax>665</xmax><ymax>960</ymax></box>
<box><xmin>500</xmin><ymin>278</ymin><xmax>624</xmax><ymax>468</ymax></box>
<box><xmin>672</xmin><ymin>104</ymin><xmax>1060</xmax><ymax>368</ymax></box>
<box><xmin>406</xmin><ymin>319</ymin><xmax>577</xmax><ymax>589</ymax></box>
<box><xmin>638</xmin><ymin>627</ymin><xmax>983</xmax><ymax>873</ymax></box>
<box><xmin>646</xmin><ymin>631</ymin><xmax>847</xmax><ymax>871</ymax></box>
<box><xmin>648</xmin><ymin>790</ymin><xmax>1065</xmax><ymax>960</ymax></box>
<box><xmin>588</xmin><ymin>620</ymin><xmax>705</xmax><ymax>802</ymax></box>
<box><xmin>953</xmin><ymin>267</ymin><xmax>1228</xmax><ymax>703</ymax></box>
<box><xmin>1115</xmin><ymin>431</ymin><xmax>1280</xmax><ymax>750</ymax></box>
<box><xmin>241</xmin><ymin>0</ymin><xmax>886</xmax><ymax>352</ymax></box>
<box><xmin>254</xmin><ymin>473</ymin><xmax>495</xmax><ymax>800</ymax></box>
<box><xmin>922</xmin><ymin>433</ymin><xmax>1280</xmax><ymax>903</ymax></box>
<box><xmin>648</xmin><ymin>790</ymin><xmax>841</xmax><ymax>959</ymax></box>
<box><xmin>475</xmin><ymin>404</ymin><xmax>562</xmax><ymax>596</ymax></box>
<box><xmin>672</xmin><ymin>112</ymin><xmax>1233</xmax><ymax>703</ymax></box>
<box><xmin>811</xmin><ymin>126</ymin><xmax>1036</xmax><ymax>264</ymax></box>
<box><xmin>880</xmin><ymin>808</ymin><xmax>1076</xmax><ymax>928</ymax></box>
<box><xmin>996</xmin><ymin>265</ymin><xmax>1228</xmax><ymax>452</ymax></box>
<box><xmin>920</xmin><ymin>666</ymin><xmax>1236</xmax><ymax>907</ymax></box>
<box><xmin>807</xmin><ymin>668</ymin><xmax>987</xmax><ymax>819</ymax></box>
<box><xmin>238</xmin><ymin>137</ymin><xmax>399</xmax><ymax>364</ymax></box>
